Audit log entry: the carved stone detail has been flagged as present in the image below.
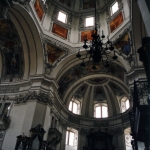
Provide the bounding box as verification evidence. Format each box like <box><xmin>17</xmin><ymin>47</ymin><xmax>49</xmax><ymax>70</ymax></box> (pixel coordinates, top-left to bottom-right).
<box><xmin>0</xmin><ymin>86</ymin><xmax>19</xmax><ymax>93</ymax></box>
<box><xmin>14</xmin><ymin>91</ymin><xmax>54</xmax><ymax>104</ymax></box>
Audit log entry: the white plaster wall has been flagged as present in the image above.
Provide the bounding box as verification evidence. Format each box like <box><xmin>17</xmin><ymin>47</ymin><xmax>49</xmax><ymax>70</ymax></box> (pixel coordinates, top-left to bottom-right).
<box><xmin>2</xmin><ymin>104</ymin><xmax>28</xmax><ymax>150</ymax></box>
<box><xmin>70</xmin><ymin>16</ymin><xmax>79</xmax><ymax>43</ymax></box>
<box><xmin>42</xmin><ymin>4</ymin><xmax>54</xmax><ymax>31</ymax></box>
<box><xmin>123</xmin><ymin>0</ymin><xmax>130</xmax><ymax>20</ymax></box>
<box><xmin>21</xmin><ymin>101</ymin><xmax>37</xmax><ymax>136</ymax></box>
<box><xmin>32</xmin><ymin>102</ymin><xmax>47</xmax><ymax>127</ymax></box>
<box><xmin>43</xmin><ymin>105</ymin><xmax>51</xmax><ymax>140</ymax></box>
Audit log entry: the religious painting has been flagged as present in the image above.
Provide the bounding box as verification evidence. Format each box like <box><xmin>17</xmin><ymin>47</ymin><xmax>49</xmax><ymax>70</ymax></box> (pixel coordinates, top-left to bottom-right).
<box><xmin>52</xmin><ymin>23</ymin><xmax>68</xmax><ymax>39</ymax></box>
<box><xmin>34</xmin><ymin>0</ymin><xmax>44</xmax><ymax>21</ymax></box>
<box><xmin>110</xmin><ymin>12</ymin><xmax>124</xmax><ymax>33</ymax></box>
<box><xmin>0</xmin><ymin>20</ymin><xmax>11</xmax><ymax>38</ymax></box>
<box><xmin>83</xmin><ymin>0</ymin><xmax>95</xmax><ymax>9</ymax></box>
<box><xmin>46</xmin><ymin>43</ymin><xmax>65</xmax><ymax>64</ymax></box>
<box><xmin>81</xmin><ymin>30</ymin><xmax>93</xmax><ymax>42</ymax></box>
<box><xmin>114</xmin><ymin>33</ymin><xmax>131</xmax><ymax>56</ymax></box>
<box><xmin>0</xmin><ymin>19</ymin><xmax>24</xmax><ymax>81</ymax></box>
<box><xmin>4</xmin><ymin>40</ymin><xmax>16</xmax><ymax>48</ymax></box>
<box><xmin>59</xmin><ymin>0</ymin><xmax>72</xmax><ymax>7</ymax></box>
<box><xmin>4</xmin><ymin>52</ymin><xmax>20</xmax><ymax>75</ymax></box>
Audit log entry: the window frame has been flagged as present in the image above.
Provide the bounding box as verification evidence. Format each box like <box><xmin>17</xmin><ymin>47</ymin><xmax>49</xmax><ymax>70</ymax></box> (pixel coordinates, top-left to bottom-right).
<box><xmin>0</xmin><ymin>102</ymin><xmax>11</xmax><ymax>117</ymax></box>
<box><xmin>120</xmin><ymin>97</ymin><xmax>130</xmax><ymax>113</ymax></box>
<box><xmin>57</xmin><ymin>10</ymin><xmax>68</xmax><ymax>24</ymax></box>
<box><xmin>94</xmin><ymin>103</ymin><xmax>108</xmax><ymax>118</ymax></box>
<box><xmin>68</xmin><ymin>97</ymin><xmax>81</xmax><ymax>115</ymax></box>
<box><xmin>84</xmin><ymin>16</ymin><xmax>95</xmax><ymax>27</ymax></box>
<box><xmin>65</xmin><ymin>128</ymin><xmax>78</xmax><ymax>147</ymax></box>
<box><xmin>110</xmin><ymin>1</ymin><xmax>119</xmax><ymax>16</ymax></box>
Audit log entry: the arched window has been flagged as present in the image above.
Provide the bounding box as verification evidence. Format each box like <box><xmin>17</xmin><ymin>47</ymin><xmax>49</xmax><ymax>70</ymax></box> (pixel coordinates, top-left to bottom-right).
<box><xmin>68</xmin><ymin>97</ymin><xmax>81</xmax><ymax>115</ymax></box>
<box><xmin>94</xmin><ymin>103</ymin><xmax>108</xmax><ymax>118</ymax></box>
<box><xmin>121</xmin><ymin>97</ymin><xmax>130</xmax><ymax>113</ymax></box>
<box><xmin>65</xmin><ymin>128</ymin><xmax>78</xmax><ymax>150</ymax></box>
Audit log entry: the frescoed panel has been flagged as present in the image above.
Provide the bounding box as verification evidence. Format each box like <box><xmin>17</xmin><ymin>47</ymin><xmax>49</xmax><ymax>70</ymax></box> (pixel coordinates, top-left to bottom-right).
<box><xmin>81</xmin><ymin>30</ymin><xmax>93</xmax><ymax>42</ymax></box>
<box><xmin>114</xmin><ymin>33</ymin><xmax>131</xmax><ymax>56</ymax></box>
<box><xmin>52</xmin><ymin>23</ymin><xmax>68</xmax><ymax>39</ymax></box>
<box><xmin>94</xmin><ymin>86</ymin><xmax>106</xmax><ymax>101</ymax></box>
<box><xmin>46</xmin><ymin>43</ymin><xmax>65</xmax><ymax>64</ymax></box>
<box><xmin>59</xmin><ymin>0</ymin><xmax>72</xmax><ymax>7</ymax></box>
<box><xmin>0</xmin><ymin>19</ymin><xmax>24</xmax><ymax>81</ymax></box>
<box><xmin>34</xmin><ymin>0</ymin><xmax>44</xmax><ymax>21</ymax></box>
<box><xmin>110</xmin><ymin>12</ymin><xmax>124</xmax><ymax>33</ymax></box>
<box><xmin>5</xmin><ymin>52</ymin><xmax>20</xmax><ymax>75</ymax></box>
<box><xmin>83</xmin><ymin>0</ymin><xmax>95</xmax><ymax>9</ymax></box>
<box><xmin>0</xmin><ymin>20</ymin><xmax>11</xmax><ymax>37</ymax></box>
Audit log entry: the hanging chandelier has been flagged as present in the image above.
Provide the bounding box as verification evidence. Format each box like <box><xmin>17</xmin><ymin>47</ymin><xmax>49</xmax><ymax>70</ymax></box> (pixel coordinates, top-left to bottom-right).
<box><xmin>76</xmin><ymin>0</ymin><xmax>117</xmax><ymax>69</ymax></box>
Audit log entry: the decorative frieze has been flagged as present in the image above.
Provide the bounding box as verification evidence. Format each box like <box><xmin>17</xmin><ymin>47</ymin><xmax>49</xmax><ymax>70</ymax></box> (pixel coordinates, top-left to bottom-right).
<box><xmin>0</xmin><ymin>86</ymin><xmax>19</xmax><ymax>93</ymax></box>
<box><xmin>14</xmin><ymin>91</ymin><xmax>54</xmax><ymax>105</ymax></box>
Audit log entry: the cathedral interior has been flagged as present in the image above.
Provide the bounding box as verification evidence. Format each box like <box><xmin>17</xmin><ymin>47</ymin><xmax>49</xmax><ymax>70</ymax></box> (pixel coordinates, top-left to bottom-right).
<box><xmin>0</xmin><ymin>0</ymin><xmax>150</xmax><ymax>150</ymax></box>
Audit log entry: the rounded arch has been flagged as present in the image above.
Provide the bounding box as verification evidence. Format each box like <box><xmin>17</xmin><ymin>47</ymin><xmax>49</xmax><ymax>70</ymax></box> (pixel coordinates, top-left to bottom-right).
<box><xmin>8</xmin><ymin>4</ymin><xmax>44</xmax><ymax>78</ymax></box>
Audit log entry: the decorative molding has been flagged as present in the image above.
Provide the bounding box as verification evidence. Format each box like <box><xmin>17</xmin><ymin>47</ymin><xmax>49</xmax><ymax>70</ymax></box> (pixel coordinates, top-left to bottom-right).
<box><xmin>13</xmin><ymin>0</ymin><xmax>30</xmax><ymax>12</ymax></box>
<box><xmin>14</xmin><ymin>91</ymin><xmax>55</xmax><ymax>104</ymax></box>
<box><xmin>0</xmin><ymin>86</ymin><xmax>19</xmax><ymax>93</ymax></box>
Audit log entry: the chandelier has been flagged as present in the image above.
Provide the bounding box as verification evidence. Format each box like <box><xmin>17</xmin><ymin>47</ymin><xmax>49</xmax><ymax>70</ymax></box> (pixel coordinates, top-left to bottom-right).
<box><xmin>76</xmin><ymin>0</ymin><xmax>117</xmax><ymax>69</ymax></box>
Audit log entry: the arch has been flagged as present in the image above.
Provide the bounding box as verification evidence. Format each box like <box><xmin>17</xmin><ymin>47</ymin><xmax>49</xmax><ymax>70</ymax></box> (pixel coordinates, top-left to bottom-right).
<box><xmin>8</xmin><ymin>5</ymin><xmax>44</xmax><ymax>78</ymax></box>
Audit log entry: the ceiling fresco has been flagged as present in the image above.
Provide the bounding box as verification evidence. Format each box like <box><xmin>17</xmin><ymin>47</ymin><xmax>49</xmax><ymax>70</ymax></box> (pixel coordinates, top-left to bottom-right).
<box><xmin>0</xmin><ymin>19</ymin><xmax>24</xmax><ymax>82</ymax></box>
<box><xmin>94</xmin><ymin>86</ymin><xmax>106</xmax><ymax>101</ymax></box>
<box><xmin>74</xmin><ymin>83</ymin><xmax>88</xmax><ymax>99</ymax></box>
<box><xmin>58</xmin><ymin>62</ymin><xmax>125</xmax><ymax>97</ymax></box>
<box><xmin>108</xmin><ymin>81</ymin><xmax>125</xmax><ymax>97</ymax></box>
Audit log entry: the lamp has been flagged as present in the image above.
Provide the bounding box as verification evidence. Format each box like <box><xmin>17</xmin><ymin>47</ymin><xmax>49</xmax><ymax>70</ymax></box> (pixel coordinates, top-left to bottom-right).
<box><xmin>76</xmin><ymin>0</ymin><xmax>117</xmax><ymax>69</ymax></box>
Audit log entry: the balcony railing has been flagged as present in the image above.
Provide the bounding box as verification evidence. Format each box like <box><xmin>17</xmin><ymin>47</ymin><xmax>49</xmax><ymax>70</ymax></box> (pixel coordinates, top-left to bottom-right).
<box><xmin>135</xmin><ymin>81</ymin><xmax>149</xmax><ymax>106</ymax></box>
<box><xmin>47</xmin><ymin>128</ymin><xmax>62</xmax><ymax>149</ymax></box>
<box><xmin>0</xmin><ymin>114</ymin><xmax>11</xmax><ymax>130</ymax></box>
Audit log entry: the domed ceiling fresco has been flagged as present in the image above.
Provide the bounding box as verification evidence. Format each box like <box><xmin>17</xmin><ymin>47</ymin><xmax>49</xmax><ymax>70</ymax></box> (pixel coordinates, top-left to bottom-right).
<box><xmin>58</xmin><ymin>61</ymin><xmax>125</xmax><ymax>97</ymax></box>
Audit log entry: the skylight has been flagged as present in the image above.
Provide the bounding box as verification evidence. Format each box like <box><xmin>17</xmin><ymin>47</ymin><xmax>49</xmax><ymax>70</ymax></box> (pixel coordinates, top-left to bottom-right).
<box><xmin>111</xmin><ymin>2</ymin><xmax>119</xmax><ymax>15</ymax></box>
<box><xmin>57</xmin><ymin>11</ymin><xmax>67</xmax><ymax>23</ymax></box>
<box><xmin>85</xmin><ymin>17</ymin><xmax>94</xmax><ymax>27</ymax></box>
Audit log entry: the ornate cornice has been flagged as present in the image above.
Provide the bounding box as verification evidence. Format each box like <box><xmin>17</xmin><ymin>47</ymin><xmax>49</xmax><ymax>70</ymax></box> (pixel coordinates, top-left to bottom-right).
<box><xmin>14</xmin><ymin>91</ymin><xmax>54</xmax><ymax>105</ymax></box>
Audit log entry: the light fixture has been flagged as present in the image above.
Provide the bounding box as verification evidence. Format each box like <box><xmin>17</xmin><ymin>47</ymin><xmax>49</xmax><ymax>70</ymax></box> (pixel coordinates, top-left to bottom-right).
<box><xmin>76</xmin><ymin>0</ymin><xmax>117</xmax><ymax>69</ymax></box>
